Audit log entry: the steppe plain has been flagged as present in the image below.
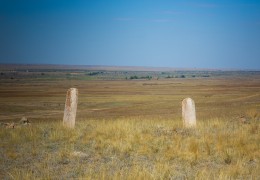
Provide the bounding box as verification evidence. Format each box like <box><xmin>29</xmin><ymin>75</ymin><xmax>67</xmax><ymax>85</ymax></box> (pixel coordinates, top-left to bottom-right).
<box><xmin>0</xmin><ymin>65</ymin><xmax>259</xmax><ymax>179</ymax></box>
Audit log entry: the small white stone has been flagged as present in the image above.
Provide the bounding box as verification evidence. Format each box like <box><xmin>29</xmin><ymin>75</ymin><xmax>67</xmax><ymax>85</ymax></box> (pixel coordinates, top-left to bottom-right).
<box><xmin>71</xmin><ymin>151</ymin><xmax>88</xmax><ymax>158</ymax></box>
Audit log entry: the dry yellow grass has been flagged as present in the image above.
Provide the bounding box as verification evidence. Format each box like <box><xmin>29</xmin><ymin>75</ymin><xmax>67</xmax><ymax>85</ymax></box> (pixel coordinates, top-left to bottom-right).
<box><xmin>0</xmin><ymin>71</ymin><xmax>259</xmax><ymax>179</ymax></box>
<box><xmin>0</xmin><ymin>117</ymin><xmax>259</xmax><ymax>179</ymax></box>
<box><xmin>0</xmin><ymin>76</ymin><xmax>259</xmax><ymax>122</ymax></box>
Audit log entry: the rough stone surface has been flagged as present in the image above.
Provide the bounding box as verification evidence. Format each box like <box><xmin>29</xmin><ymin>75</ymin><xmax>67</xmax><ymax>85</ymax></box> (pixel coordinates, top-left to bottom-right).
<box><xmin>182</xmin><ymin>97</ymin><xmax>196</xmax><ymax>128</ymax></box>
<box><xmin>19</xmin><ymin>117</ymin><xmax>30</xmax><ymax>125</ymax></box>
<box><xmin>63</xmin><ymin>88</ymin><xmax>78</xmax><ymax>128</ymax></box>
<box><xmin>4</xmin><ymin>122</ymin><xmax>15</xmax><ymax>129</ymax></box>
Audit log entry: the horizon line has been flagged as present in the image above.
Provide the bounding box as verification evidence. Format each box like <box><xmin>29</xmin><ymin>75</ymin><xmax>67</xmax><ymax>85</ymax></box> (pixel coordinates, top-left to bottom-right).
<box><xmin>0</xmin><ymin>63</ymin><xmax>259</xmax><ymax>71</ymax></box>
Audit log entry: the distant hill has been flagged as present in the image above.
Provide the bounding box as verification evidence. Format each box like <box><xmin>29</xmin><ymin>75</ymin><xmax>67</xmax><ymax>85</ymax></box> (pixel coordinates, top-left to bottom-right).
<box><xmin>0</xmin><ymin>63</ymin><xmax>258</xmax><ymax>71</ymax></box>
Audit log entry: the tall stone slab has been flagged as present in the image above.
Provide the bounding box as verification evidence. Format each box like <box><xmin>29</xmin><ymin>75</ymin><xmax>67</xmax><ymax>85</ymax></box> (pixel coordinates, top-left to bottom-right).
<box><xmin>182</xmin><ymin>97</ymin><xmax>196</xmax><ymax>128</ymax></box>
<box><xmin>63</xmin><ymin>88</ymin><xmax>78</xmax><ymax>128</ymax></box>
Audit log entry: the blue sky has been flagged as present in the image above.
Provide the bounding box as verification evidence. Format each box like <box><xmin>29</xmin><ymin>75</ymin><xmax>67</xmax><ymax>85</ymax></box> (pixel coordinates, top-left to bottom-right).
<box><xmin>0</xmin><ymin>0</ymin><xmax>260</xmax><ymax>69</ymax></box>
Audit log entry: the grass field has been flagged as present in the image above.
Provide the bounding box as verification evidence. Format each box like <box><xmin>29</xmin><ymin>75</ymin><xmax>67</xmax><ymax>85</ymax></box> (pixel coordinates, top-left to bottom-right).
<box><xmin>0</xmin><ymin>66</ymin><xmax>259</xmax><ymax>179</ymax></box>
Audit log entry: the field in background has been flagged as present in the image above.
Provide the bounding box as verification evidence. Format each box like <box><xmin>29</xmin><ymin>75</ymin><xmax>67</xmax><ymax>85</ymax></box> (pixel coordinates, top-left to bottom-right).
<box><xmin>0</xmin><ymin>65</ymin><xmax>259</xmax><ymax>178</ymax></box>
<box><xmin>0</xmin><ymin>65</ymin><xmax>259</xmax><ymax>122</ymax></box>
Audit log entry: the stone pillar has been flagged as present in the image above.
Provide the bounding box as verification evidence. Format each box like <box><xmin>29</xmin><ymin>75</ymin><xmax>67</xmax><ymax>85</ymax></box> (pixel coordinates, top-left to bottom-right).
<box><xmin>63</xmin><ymin>88</ymin><xmax>78</xmax><ymax>128</ymax></box>
<box><xmin>182</xmin><ymin>97</ymin><xmax>196</xmax><ymax>128</ymax></box>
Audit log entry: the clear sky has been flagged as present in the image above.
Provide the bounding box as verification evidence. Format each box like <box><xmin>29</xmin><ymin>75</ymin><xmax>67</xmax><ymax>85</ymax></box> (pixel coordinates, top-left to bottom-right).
<box><xmin>0</xmin><ymin>0</ymin><xmax>260</xmax><ymax>69</ymax></box>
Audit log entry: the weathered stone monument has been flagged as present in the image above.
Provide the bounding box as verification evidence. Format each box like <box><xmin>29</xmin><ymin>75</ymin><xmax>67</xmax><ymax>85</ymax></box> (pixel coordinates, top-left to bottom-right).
<box><xmin>63</xmin><ymin>88</ymin><xmax>78</xmax><ymax>128</ymax></box>
<box><xmin>182</xmin><ymin>97</ymin><xmax>196</xmax><ymax>128</ymax></box>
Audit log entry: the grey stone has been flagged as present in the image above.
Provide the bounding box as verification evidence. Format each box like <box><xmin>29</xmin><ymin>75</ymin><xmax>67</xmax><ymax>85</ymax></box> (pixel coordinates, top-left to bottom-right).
<box><xmin>19</xmin><ymin>116</ymin><xmax>30</xmax><ymax>125</ymax></box>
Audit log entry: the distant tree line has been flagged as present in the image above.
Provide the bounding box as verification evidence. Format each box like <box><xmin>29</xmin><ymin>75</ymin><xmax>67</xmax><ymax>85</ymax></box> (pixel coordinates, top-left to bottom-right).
<box><xmin>166</xmin><ymin>75</ymin><xmax>186</xmax><ymax>78</ymax></box>
<box><xmin>87</xmin><ymin>72</ymin><xmax>103</xmax><ymax>76</ymax></box>
<box><xmin>129</xmin><ymin>75</ymin><xmax>152</xmax><ymax>80</ymax></box>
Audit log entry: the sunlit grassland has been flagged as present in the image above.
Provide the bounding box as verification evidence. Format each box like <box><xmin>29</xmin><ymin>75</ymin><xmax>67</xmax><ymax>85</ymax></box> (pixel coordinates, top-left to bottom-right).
<box><xmin>0</xmin><ymin>76</ymin><xmax>259</xmax><ymax>121</ymax></box>
<box><xmin>0</xmin><ymin>72</ymin><xmax>259</xmax><ymax>179</ymax></box>
<box><xmin>1</xmin><ymin>117</ymin><xmax>259</xmax><ymax>179</ymax></box>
